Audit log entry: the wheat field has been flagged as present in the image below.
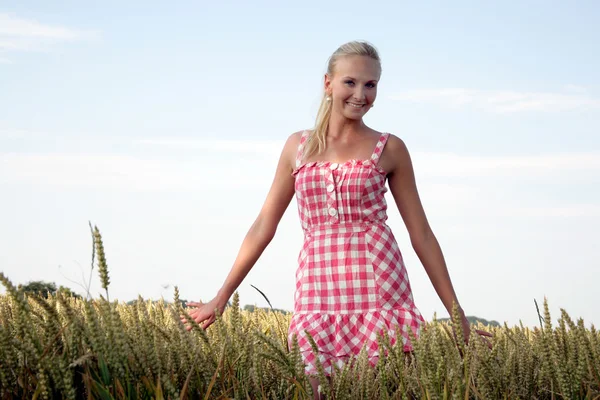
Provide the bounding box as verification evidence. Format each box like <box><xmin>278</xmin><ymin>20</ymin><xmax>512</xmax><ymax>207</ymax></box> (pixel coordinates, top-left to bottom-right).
<box><xmin>0</xmin><ymin>226</ymin><xmax>599</xmax><ymax>399</ymax></box>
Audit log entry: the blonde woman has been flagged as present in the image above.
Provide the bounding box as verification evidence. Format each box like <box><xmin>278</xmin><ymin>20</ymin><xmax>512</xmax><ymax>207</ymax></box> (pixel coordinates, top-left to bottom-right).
<box><xmin>183</xmin><ymin>40</ymin><xmax>491</xmax><ymax>398</ymax></box>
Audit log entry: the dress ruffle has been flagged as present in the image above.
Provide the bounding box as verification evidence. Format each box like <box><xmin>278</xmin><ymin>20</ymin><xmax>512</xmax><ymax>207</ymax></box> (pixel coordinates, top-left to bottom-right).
<box><xmin>288</xmin><ymin>308</ymin><xmax>425</xmax><ymax>375</ymax></box>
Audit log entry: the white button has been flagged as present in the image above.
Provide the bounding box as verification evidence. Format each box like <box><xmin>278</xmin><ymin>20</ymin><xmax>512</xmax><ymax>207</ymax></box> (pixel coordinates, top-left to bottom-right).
<box><xmin>326</xmin><ymin>184</ymin><xmax>335</xmax><ymax>192</ymax></box>
<box><xmin>328</xmin><ymin>208</ymin><xmax>337</xmax><ymax>216</ymax></box>
<box><xmin>329</xmin><ymin>163</ymin><xmax>339</xmax><ymax>170</ymax></box>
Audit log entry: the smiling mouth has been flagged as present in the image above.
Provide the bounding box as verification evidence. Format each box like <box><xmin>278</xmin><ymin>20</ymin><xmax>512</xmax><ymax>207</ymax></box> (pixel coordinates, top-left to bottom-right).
<box><xmin>346</xmin><ymin>102</ymin><xmax>366</xmax><ymax>108</ymax></box>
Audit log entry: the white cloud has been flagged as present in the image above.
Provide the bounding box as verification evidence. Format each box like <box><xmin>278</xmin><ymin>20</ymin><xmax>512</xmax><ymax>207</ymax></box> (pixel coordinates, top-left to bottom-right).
<box><xmin>0</xmin><ymin>39</ymin><xmax>27</xmax><ymax>51</ymax></box>
<box><xmin>564</xmin><ymin>84</ymin><xmax>588</xmax><ymax>94</ymax></box>
<box><xmin>0</xmin><ymin>128</ymin><xmax>29</xmax><ymax>139</ymax></box>
<box><xmin>0</xmin><ymin>13</ymin><xmax>86</xmax><ymax>40</ymax></box>
<box><xmin>389</xmin><ymin>88</ymin><xmax>600</xmax><ymax>113</ymax></box>
<box><xmin>411</xmin><ymin>152</ymin><xmax>600</xmax><ymax>179</ymax></box>
<box><xmin>417</xmin><ymin>183</ymin><xmax>481</xmax><ymax>205</ymax></box>
<box><xmin>0</xmin><ymin>152</ymin><xmax>273</xmax><ymax>192</ymax></box>
<box><xmin>504</xmin><ymin>205</ymin><xmax>600</xmax><ymax>218</ymax></box>
<box><xmin>137</xmin><ymin>138</ymin><xmax>284</xmax><ymax>155</ymax></box>
<box><xmin>2</xmin><ymin>146</ymin><xmax>599</xmax><ymax>198</ymax></box>
<box><xmin>0</xmin><ymin>13</ymin><xmax>99</xmax><ymax>59</ymax></box>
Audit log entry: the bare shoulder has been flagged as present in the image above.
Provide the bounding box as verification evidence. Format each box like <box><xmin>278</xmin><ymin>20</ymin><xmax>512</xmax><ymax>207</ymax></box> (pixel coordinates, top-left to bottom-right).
<box><xmin>287</xmin><ymin>129</ymin><xmax>308</xmax><ymax>146</ymax></box>
<box><xmin>380</xmin><ymin>133</ymin><xmax>411</xmax><ymax>175</ymax></box>
<box><xmin>280</xmin><ymin>129</ymin><xmax>310</xmax><ymax>170</ymax></box>
<box><xmin>285</xmin><ymin>129</ymin><xmax>311</xmax><ymax>151</ymax></box>
<box><xmin>384</xmin><ymin>133</ymin><xmax>409</xmax><ymax>154</ymax></box>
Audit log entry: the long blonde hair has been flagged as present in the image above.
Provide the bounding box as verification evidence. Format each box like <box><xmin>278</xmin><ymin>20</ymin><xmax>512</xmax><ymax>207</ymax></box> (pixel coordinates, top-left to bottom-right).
<box><xmin>302</xmin><ymin>41</ymin><xmax>381</xmax><ymax>161</ymax></box>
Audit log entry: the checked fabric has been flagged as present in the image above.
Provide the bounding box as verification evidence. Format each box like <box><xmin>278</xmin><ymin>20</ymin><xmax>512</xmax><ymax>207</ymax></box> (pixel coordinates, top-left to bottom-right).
<box><xmin>288</xmin><ymin>130</ymin><xmax>425</xmax><ymax>375</ymax></box>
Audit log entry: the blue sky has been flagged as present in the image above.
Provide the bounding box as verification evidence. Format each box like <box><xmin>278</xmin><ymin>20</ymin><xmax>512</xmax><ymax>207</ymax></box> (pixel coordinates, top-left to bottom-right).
<box><xmin>1</xmin><ymin>1</ymin><xmax>599</xmax><ymax>328</ymax></box>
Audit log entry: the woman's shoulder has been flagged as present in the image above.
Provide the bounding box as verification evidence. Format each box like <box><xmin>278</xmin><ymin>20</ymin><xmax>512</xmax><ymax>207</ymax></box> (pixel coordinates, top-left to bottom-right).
<box><xmin>290</xmin><ymin>129</ymin><xmax>313</xmax><ymax>140</ymax></box>
<box><xmin>285</xmin><ymin>129</ymin><xmax>312</xmax><ymax>148</ymax></box>
<box><xmin>383</xmin><ymin>132</ymin><xmax>408</xmax><ymax>152</ymax></box>
<box><xmin>279</xmin><ymin>130</ymin><xmax>313</xmax><ymax>168</ymax></box>
<box><xmin>378</xmin><ymin>132</ymin><xmax>413</xmax><ymax>173</ymax></box>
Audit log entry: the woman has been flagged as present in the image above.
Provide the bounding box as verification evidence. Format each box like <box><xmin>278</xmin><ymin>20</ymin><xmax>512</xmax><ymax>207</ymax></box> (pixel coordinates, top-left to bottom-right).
<box><xmin>182</xmin><ymin>40</ymin><xmax>491</xmax><ymax>398</ymax></box>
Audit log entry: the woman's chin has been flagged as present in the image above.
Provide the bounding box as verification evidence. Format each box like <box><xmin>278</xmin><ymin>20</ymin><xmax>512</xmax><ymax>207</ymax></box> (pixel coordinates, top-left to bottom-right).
<box><xmin>342</xmin><ymin>110</ymin><xmax>367</xmax><ymax>120</ymax></box>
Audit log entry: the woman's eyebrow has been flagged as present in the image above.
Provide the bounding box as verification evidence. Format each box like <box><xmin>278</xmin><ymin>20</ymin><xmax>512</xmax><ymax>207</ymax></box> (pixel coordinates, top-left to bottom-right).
<box><xmin>342</xmin><ymin>76</ymin><xmax>378</xmax><ymax>82</ymax></box>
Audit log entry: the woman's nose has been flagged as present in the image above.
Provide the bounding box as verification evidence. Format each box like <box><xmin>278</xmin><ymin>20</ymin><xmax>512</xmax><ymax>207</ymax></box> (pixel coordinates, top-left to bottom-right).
<box><xmin>353</xmin><ymin>87</ymin><xmax>365</xmax><ymax>101</ymax></box>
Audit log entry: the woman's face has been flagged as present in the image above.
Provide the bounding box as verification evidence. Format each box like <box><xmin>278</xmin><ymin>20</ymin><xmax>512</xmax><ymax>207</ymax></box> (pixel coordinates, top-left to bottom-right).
<box><xmin>325</xmin><ymin>55</ymin><xmax>380</xmax><ymax>121</ymax></box>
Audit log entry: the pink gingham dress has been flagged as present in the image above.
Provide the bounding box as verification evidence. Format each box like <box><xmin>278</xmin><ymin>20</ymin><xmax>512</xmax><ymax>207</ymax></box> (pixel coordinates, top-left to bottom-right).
<box><xmin>287</xmin><ymin>131</ymin><xmax>425</xmax><ymax>375</ymax></box>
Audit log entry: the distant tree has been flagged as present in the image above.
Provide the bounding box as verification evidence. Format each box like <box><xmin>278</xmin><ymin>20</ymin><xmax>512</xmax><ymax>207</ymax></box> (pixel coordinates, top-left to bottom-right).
<box><xmin>20</xmin><ymin>280</ymin><xmax>81</xmax><ymax>299</ymax></box>
<box><xmin>438</xmin><ymin>315</ymin><xmax>500</xmax><ymax>327</ymax></box>
<box><xmin>126</xmin><ymin>299</ymin><xmax>188</xmax><ymax>307</ymax></box>
<box><xmin>243</xmin><ymin>304</ymin><xmax>291</xmax><ymax>315</ymax></box>
<box><xmin>20</xmin><ymin>281</ymin><xmax>57</xmax><ymax>298</ymax></box>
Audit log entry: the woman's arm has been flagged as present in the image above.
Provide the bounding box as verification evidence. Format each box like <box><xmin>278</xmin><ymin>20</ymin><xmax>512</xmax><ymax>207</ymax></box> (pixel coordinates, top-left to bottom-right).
<box><xmin>385</xmin><ymin>135</ymin><xmax>492</xmax><ymax>346</ymax></box>
<box><xmin>214</xmin><ymin>132</ymin><xmax>300</xmax><ymax>305</ymax></box>
<box><xmin>182</xmin><ymin>131</ymin><xmax>302</xmax><ymax>329</ymax></box>
<box><xmin>385</xmin><ymin>135</ymin><xmax>463</xmax><ymax>318</ymax></box>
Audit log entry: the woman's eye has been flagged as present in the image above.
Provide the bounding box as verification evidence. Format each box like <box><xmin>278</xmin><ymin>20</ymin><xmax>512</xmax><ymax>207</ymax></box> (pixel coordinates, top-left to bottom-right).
<box><xmin>344</xmin><ymin>80</ymin><xmax>376</xmax><ymax>88</ymax></box>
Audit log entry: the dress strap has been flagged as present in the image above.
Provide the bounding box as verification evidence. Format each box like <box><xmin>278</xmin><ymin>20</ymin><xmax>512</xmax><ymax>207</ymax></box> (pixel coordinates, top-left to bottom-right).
<box><xmin>370</xmin><ymin>133</ymin><xmax>390</xmax><ymax>165</ymax></box>
<box><xmin>295</xmin><ymin>130</ymin><xmax>310</xmax><ymax>168</ymax></box>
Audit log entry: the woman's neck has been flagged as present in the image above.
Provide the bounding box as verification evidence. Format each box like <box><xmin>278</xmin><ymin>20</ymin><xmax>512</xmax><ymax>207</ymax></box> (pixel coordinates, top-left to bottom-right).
<box><xmin>327</xmin><ymin>112</ymin><xmax>367</xmax><ymax>141</ymax></box>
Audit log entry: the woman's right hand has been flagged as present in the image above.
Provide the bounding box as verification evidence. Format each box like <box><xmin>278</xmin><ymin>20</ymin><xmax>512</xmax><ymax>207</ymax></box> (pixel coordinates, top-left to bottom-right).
<box><xmin>180</xmin><ymin>297</ymin><xmax>226</xmax><ymax>331</ymax></box>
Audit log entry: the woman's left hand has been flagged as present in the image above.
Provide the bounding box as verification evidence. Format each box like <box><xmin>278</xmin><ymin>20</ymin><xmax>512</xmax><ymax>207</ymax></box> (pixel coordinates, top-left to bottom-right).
<box><xmin>461</xmin><ymin>313</ymin><xmax>493</xmax><ymax>349</ymax></box>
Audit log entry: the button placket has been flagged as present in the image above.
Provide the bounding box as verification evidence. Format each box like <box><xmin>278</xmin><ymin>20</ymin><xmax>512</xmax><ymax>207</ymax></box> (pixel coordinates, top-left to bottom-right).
<box><xmin>325</xmin><ymin>164</ymin><xmax>339</xmax><ymax>222</ymax></box>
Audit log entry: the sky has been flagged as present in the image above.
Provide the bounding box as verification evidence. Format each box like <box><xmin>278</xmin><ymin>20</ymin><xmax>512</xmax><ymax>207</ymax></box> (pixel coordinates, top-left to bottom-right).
<box><xmin>1</xmin><ymin>1</ymin><xmax>599</xmax><ymax>329</ymax></box>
